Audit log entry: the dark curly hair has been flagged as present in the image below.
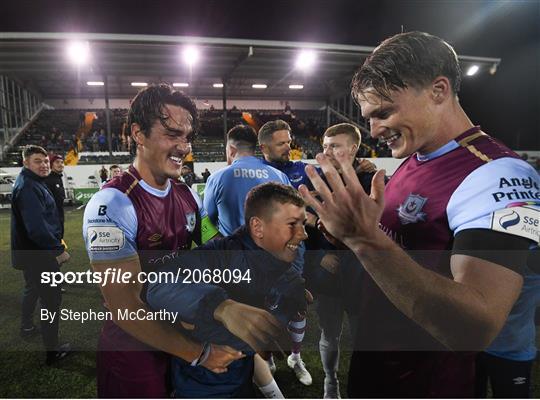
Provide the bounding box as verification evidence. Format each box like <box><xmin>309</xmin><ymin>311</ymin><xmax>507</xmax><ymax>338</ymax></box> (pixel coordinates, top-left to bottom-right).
<box><xmin>127</xmin><ymin>83</ymin><xmax>199</xmax><ymax>140</ymax></box>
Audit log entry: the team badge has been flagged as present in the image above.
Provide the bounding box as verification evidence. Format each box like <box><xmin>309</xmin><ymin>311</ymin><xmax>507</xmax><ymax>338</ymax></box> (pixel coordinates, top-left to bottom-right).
<box><xmin>185</xmin><ymin>212</ymin><xmax>197</xmax><ymax>233</ymax></box>
<box><xmin>397</xmin><ymin>193</ymin><xmax>428</xmax><ymax>225</ymax></box>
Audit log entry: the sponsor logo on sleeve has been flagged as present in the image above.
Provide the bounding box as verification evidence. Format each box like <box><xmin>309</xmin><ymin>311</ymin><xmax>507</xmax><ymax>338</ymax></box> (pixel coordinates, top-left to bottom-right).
<box><xmin>87</xmin><ymin>226</ymin><xmax>125</xmax><ymax>251</ymax></box>
<box><xmin>491</xmin><ymin>206</ymin><xmax>540</xmax><ymax>243</ymax></box>
<box><xmin>491</xmin><ymin>176</ymin><xmax>540</xmax><ymax>203</ymax></box>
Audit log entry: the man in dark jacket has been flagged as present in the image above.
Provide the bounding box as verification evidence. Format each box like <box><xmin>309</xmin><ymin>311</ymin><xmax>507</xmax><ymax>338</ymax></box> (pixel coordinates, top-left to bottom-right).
<box><xmin>309</xmin><ymin>123</ymin><xmax>377</xmax><ymax>398</ymax></box>
<box><xmin>147</xmin><ymin>182</ymin><xmax>307</xmax><ymax>398</ymax></box>
<box><xmin>11</xmin><ymin>145</ymin><xmax>71</xmax><ymax>365</ymax></box>
<box><xmin>44</xmin><ymin>154</ymin><xmax>65</xmax><ymax>237</ymax></box>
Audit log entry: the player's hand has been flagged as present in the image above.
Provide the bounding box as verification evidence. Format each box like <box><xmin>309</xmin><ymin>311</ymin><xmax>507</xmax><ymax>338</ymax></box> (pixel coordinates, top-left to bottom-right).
<box><xmin>317</xmin><ymin>220</ymin><xmax>347</xmax><ymax>249</ymax></box>
<box><xmin>56</xmin><ymin>251</ymin><xmax>70</xmax><ymax>265</ymax></box>
<box><xmin>305</xmin><ymin>211</ymin><xmax>318</xmax><ymax>228</ymax></box>
<box><xmin>356</xmin><ymin>158</ymin><xmax>377</xmax><ymax>173</ymax></box>
<box><xmin>201</xmin><ymin>343</ymin><xmax>245</xmax><ymax>374</ymax></box>
<box><xmin>320</xmin><ymin>254</ymin><xmax>339</xmax><ymax>274</ymax></box>
<box><xmin>213</xmin><ymin>299</ymin><xmax>289</xmax><ymax>354</ymax></box>
<box><xmin>299</xmin><ymin>153</ymin><xmax>386</xmax><ymax>251</ymax></box>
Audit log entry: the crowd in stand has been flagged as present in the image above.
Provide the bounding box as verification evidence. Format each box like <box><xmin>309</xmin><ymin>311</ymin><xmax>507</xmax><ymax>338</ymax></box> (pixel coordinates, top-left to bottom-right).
<box><xmin>9</xmin><ymin>105</ymin><xmax>394</xmax><ymax>168</ymax></box>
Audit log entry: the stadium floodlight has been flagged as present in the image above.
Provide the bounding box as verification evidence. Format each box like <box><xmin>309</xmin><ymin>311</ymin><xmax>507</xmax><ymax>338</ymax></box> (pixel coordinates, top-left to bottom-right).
<box><xmin>67</xmin><ymin>41</ymin><xmax>90</xmax><ymax>65</ymax></box>
<box><xmin>466</xmin><ymin>65</ymin><xmax>479</xmax><ymax>76</ymax></box>
<box><xmin>252</xmin><ymin>84</ymin><xmax>267</xmax><ymax>89</ymax></box>
<box><xmin>295</xmin><ymin>50</ymin><xmax>316</xmax><ymax>71</ymax></box>
<box><xmin>173</xmin><ymin>82</ymin><xmax>189</xmax><ymax>87</ymax></box>
<box><xmin>131</xmin><ymin>82</ymin><xmax>148</xmax><ymax>87</ymax></box>
<box><xmin>289</xmin><ymin>84</ymin><xmax>304</xmax><ymax>90</ymax></box>
<box><xmin>183</xmin><ymin>46</ymin><xmax>200</xmax><ymax>66</ymax></box>
<box><xmin>213</xmin><ymin>83</ymin><xmax>224</xmax><ymax>88</ymax></box>
<box><xmin>86</xmin><ymin>81</ymin><xmax>104</xmax><ymax>86</ymax></box>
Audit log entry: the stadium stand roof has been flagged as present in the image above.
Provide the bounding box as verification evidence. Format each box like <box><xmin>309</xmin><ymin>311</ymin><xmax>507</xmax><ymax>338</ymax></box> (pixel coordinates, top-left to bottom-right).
<box><xmin>0</xmin><ymin>32</ymin><xmax>501</xmax><ymax>101</ymax></box>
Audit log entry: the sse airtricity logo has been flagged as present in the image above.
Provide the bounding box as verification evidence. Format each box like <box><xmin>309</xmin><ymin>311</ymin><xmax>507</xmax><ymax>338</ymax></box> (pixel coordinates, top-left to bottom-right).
<box><xmin>89</xmin><ymin>230</ymin><xmax>98</xmax><ymax>244</ymax></box>
<box><xmin>498</xmin><ymin>210</ymin><xmax>521</xmax><ymax>230</ymax></box>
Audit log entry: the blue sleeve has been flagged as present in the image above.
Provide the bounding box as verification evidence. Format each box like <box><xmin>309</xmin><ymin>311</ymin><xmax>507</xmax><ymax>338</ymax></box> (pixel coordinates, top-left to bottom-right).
<box><xmin>146</xmin><ymin>249</ymin><xmax>228</xmax><ymax>325</ymax></box>
<box><xmin>82</xmin><ymin>188</ymin><xmax>138</xmax><ymax>263</ymax></box>
<box><xmin>202</xmin><ymin>174</ymin><xmax>219</xmax><ymax>226</ymax></box>
<box><xmin>18</xmin><ymin>185</ymin><xmax>63</xmax><ymax>253</ymax></box>
<box><xmin>146</xmin><ymin>250</ymin><xmax>252</xmax><ymax>351</ymax></box>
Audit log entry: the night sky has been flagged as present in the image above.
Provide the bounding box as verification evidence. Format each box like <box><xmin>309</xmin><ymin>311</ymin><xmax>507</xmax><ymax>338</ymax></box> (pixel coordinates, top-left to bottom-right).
<box><xmin>1</xmin><ymin>0</ymin><xmax>539</xmax><ymax>149</ymax></box>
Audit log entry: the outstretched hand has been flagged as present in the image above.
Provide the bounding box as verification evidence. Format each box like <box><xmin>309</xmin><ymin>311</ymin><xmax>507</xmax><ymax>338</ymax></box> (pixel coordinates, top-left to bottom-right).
<box><xmin>299</xmin><ymin>153</ymin><xmax>386</xmax><ymax>252</ymax></box>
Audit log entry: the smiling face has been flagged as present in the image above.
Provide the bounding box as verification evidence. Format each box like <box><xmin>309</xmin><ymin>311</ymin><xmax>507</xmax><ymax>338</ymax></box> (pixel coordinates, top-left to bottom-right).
<box><xmin>359</xmin><ymin>86</ymin><xmax>442</xmax><ymax>159</ymax></box>
<box><xmin>133</xmin><ymin>104</ymin><xmax>193</xmax><ymax>186</ymax></box>
<box><xmin>255</xmin><ymin>202</ymin><xmax>307</xmax><ymax>263</ymax></box>
<box><xmin>24</xmin><ymin>153</ymin><xmax>50</xmax><ymax>178</ymax></box>
<box><xmin>262</xmin><ymin>130</ymin><xmax>292</xmax><ymax>163</ymax></box>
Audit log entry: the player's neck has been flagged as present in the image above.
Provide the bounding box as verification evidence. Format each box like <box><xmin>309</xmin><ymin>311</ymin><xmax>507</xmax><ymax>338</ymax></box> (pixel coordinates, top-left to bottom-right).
<box><xmin>132</xmin><ymin>158</ymin><xmax>169</xmax><ymax>190</ymax></box>
<box><xmin>424</xmin><ymin>103</ymin><xmax>475</xmax><ymax>154</ymax></box>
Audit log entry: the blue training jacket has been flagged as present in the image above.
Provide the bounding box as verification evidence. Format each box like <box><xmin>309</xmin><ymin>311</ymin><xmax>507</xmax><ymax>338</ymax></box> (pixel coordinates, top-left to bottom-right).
<box><xmin>146</xmin><ymin>226</ymin><xmax>306</xmax><ymax>398</ymax></box>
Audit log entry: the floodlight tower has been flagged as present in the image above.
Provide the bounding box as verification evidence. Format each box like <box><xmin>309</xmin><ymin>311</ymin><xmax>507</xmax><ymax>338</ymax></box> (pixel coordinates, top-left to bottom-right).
<box><xmin>67</xmin><ymin>40</ymin><xmax>113</xmax><ymax>160</ymax></box>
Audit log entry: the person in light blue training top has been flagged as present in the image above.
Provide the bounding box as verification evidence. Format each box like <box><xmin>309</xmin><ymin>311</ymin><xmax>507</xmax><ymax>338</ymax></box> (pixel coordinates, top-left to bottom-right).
<box><xmin>475</xmin><ymin>250</ymin><xmax>540</xmax><ymax>399</ymax></box>
<box><xmin>203</xmin><ymin>124</ymin><xmax>290</xmax><ymax>236</ymax></box>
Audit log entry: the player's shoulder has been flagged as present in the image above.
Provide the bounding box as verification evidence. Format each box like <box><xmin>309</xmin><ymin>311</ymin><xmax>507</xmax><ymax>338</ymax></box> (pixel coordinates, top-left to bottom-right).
<box><xmin>447</xmin><ymin>157</ymin><xmax>539</xmax><ymax>235</ymax></box>
<box><xmin>87</xmin><ymin>187</ymin><xmax>132</xmax><ymax>208</ymax></box>
<box><xmin>84</xmin><ymin>187</ymin><xmax>135</xmax><ymax>225</ymax></box>
<box><xmin>463</xmin><ymin>157</ymin><xmax>539</xmax><ymax>190</ymax></box>
<box><xmin>102</xmin><ymin>170</ymin><xmax>138</xmax><ymax>194</ymax></box>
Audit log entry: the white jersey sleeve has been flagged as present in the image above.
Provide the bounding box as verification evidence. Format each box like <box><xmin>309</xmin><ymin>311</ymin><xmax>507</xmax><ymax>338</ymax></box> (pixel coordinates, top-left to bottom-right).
<box><xmin>447</xmin><ymin>157</ymin><xmax>540</xmax><ymax>242</ymax></box>
<box><xmin>82</xmin><ymin>187</ymin><xmax>139</xmax><ymax>263</ymax></box>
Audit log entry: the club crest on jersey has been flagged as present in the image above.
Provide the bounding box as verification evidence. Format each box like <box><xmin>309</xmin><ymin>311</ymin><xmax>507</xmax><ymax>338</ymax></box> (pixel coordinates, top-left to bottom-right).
<box><xmin>397</xmin><ymin>194</ymin><xmax>428</xmax><ymax>225</ymax></box>
<box><xmin>185</xmin><ymin>212</ymin><xmax>196</xmax><ymax>233</ymax></box>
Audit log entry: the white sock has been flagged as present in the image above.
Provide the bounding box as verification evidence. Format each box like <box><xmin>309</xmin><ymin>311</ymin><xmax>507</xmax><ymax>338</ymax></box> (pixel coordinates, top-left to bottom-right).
<box><xmin>258</xmin><ymin>379</ymin><xmax>285</xmax><ymax>398</ymax></box>
<box><xmin>290</xmin><ymin>352</ymin><xmax>301</xmax><ymax>361</ymax></box>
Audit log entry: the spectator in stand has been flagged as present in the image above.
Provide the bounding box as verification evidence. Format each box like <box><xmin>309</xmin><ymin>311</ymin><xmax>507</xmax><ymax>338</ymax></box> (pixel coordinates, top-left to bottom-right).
<box><xmin>98</xmin><ymin>129</ymin><xmax>107</xmax><ymax>152</ymax></box>
<box><xmin>112</xmin><ymin>132</ymin><xmax>120</xmax><ymax>152</ymax></box>
<box><xmin>121</xmin><ymin>133</ymin><xmax>128</xmax><ymax>152</ymax></box>
<box><xmin>91</xmin><ymin>130</ymin><xmax>99</xmax><ymax>152</ymax></box>
<box><xmin>40</xmin><ymin>135</ymin><xmax>48</xmax><ymax>148</ymax></box>
<box><xmin>79</xmin><ymin>111</ymin><xmax>85</xmax><ymax>128</ymax></box>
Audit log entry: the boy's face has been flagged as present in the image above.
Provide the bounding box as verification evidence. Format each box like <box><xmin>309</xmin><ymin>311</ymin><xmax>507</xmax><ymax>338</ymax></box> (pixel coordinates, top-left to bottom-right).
<box><xmin>256</xmin><ymin>202</ymin><xmax>307</xmax><ymax>263</ymax></box>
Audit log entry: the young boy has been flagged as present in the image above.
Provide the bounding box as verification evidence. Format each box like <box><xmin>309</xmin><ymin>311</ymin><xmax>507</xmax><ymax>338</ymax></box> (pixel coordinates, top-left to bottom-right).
<box><xmin>147</xmin><ymin>182</ymin><xmax>309</xmax><ymax>398</ymax></box>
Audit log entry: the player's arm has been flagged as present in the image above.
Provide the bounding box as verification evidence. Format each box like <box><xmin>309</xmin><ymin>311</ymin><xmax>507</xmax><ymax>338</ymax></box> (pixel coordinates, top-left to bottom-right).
<box><xmin>300</xmin><ymin>154</ymin><xmax>532</xmax><ymax>350</ymax></box>
<box><xmin>189</xmin><ymin>186</ymin><xmax>220</xmax><ymax>245</ymax></box>
<box><xmin>202</xmin><ymin>176</ymin><xmax>219</xmax><ymax>227</ymax></box>
<box><xmin>83</xmin><ymin>189</ymin><xmax>240</xmax><ymax>371</ymax></box>
<box><xmin>148</xmin><ymin>247</ymin><xmax>288</xmax><ymax>353</ymax></box>
<box><xmin>92</xmin><ymin>257</ymin><xmax>207</xmax><ymax>361</ymax></box>
<box><xmin>349</xmin><ymin>229</ymin><xmax>523</xmax><ymax>350</ymax></box>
